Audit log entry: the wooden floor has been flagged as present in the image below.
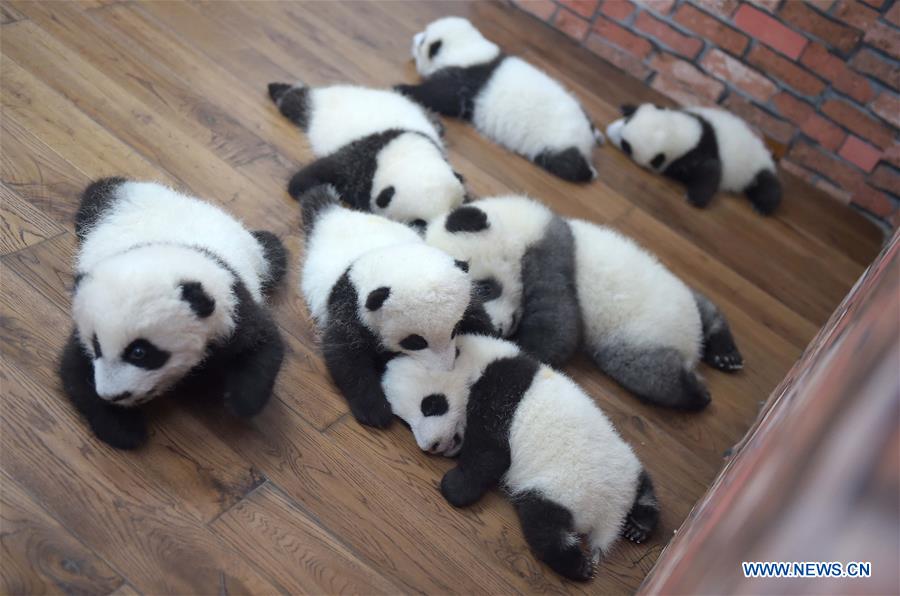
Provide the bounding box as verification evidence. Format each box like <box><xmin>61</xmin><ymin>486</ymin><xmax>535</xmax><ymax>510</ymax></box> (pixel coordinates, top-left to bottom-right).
<box><xmin>0</xmin><ymin>1</ymin><xmax>885</xmax><ymax>594</ymax></box>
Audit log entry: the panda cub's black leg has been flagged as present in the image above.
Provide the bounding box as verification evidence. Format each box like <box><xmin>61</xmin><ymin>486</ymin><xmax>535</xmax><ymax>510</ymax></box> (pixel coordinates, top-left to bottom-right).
<box><xmin>59</xmin><ymin>331</ymin><xmax>148</xmax><ymax>450</ymax></box>
<box><xmin>514</xmin><ymin>491</ymin><xmax>594</xmax><ymax>582</ymax></box>
<box><xmin>533</xmin><ymin>147</ymin><xmax>596</xmax><ymax>183</ymax></box>
<box><xmin>692</xmin><ymin>290</ymin><xmax>743</xmax><ymax>372</ymax></box>
<box><xmin>682</xmin><ymin>158</ymin><xmax>722</xmax><ymax>208</ymax></box>
<box><xmin>744</xmin><ymin>169</ymin><xmax>782</xmax><ymax>215</ymax></box>
<box><xmin>268</xmin><ymin>82</ymin><xmax>310</xmax><ymax>130</ymax></box>
<box><xmin>251</xmin><ymin>231</ymin><xmax>288</xmax><ymax>298</ymax></box>
<box><xmin>394</xmin><ymin>72</ymin><xmax>472</xmax><ymax>118</ymax></box>
<box><xmin>622</xmin><ymin>471</ymin><xmax>660</xmax><ymax>544</ymax></box>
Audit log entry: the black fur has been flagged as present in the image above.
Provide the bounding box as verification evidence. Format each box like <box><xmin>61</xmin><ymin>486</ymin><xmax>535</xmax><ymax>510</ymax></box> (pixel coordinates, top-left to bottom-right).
<box><xmin>622</xmin><ymin>470</ymin><xmax>660</xmax><ymax>544</ymax></box>
<box><xmin>75</xmin><ymin>177</ymin><xmax>127</xmax><ymax>241</ymax></box>
<box><xmin>533</xmin><ymin>147</ymin><xmax>595</xmax><ymax>183</ymax></box>
<box><xmin>322</xmin><ymin>272</ymin><xmax>398</xmax><ymax>428</ymax></box>
<box><xmin>269</xmin><ymin>83</ymin><xmax>310</xmax><ymax>130</ymax></box>
<box><xmin>179</xmin><ymin>281</ymin><xmax>215</xmax><ymax>318</ymax></box>
<box><xmin>445</xmin><ymin>205</ymin><xmax>489</xmax><ymax>233</ymax></box>
<box><xmin>399</xmin><ymin>334</ymin><xmax>428</xmax><ymax>350</ymax></box>
<box><xmin>513</xmin><ymin>217</ymin><xmax>582</xmax><ymax>367</ymax></box>
<box><xmin>421</xmin><ymin>393</ymin><xmax>449</xmax><ymax>417</ymax></box>
<box><xmin>297</xmin><ymin>185</ymin><xmax>341</xmax><ymax>236</ymax></box>
<box><xmin>514</xmin><ymin>491</ymin><xmax>594</xmax><ymax>581</ymax></box>
<box><xmin>394</xmin><ymin>55</ymin><xmax>505</xmax><ymax>120</ymax></box>
<box><xmin>663</xmin><ymin>113</ymin><xmax>722</xmax><ymax>208</ymax></box>
<box><xmin>250</xmin><ymin>230</ymin><xmax>288</xmax><ymax>298</ymax></box>
<box><xmin>692</xmin><ymin>290</ymin><xmax>743</xmax><ymax>372</ymax></box>
<box><xmin>440</xmin><ymin>355</ymin><xmax>539</xmax><ymax>507</ymax></box>
<box><xmin>744</xmin><ymin>169</ymin><xmax>782</xmax><ymax>214</ymax></box>
<box><xmin>620</xmin><ymin>104</ymin><xmax>637</xmax><ymax>119</ymax></box>
<box><xmin>458</xmin><ymin>297</ymin><xmax>498</xmax><ymax>337</ymax></box>
<box><xmin>365</xmin><ymin>287</ymin><xmax>391</xmax><ymax>311</ymax></box>
<box><xmin>121</xmin><ymin>339</ymin><xmax>170</xmax><ymax>370</ymax></box>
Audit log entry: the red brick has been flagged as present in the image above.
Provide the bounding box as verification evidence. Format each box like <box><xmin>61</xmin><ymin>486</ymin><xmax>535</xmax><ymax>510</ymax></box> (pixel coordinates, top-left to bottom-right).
<box><xmin>747</xmin><ymin>45</ymin><xmax>826</xmax><ymax>96</ymax></box>
<box><xmin>832</xmin><ymin>0</ymin><xmax>880</xmax><ymax>31</ymax></box>
<box><xmin>634</xmin><ymin>11</ymin><xmax>703</xmax><ymax>58</ymax></box>
<box><xmin>800</xmin><ymin>43</ymin><xmax>875</xmax><ymax>103</ymax></box>
<box><xmin>696</xmin><ymin>0</ymin><xmax>740</xmax><ymax>19</ymax></box>
<box><xmin>734</xmin><ymin>4</ymin><xmax>808</xmax><ymax>59</ymax></box>
<box><xmin>723</xmin><ymin>94</ymin><xmax>796</xmax><ymax>143</ymax></box>
<box><xmin>886</xmin><ymin>1</ymin><xmax>900</xmax><ymax>28</ymax></box>
<box><xmin>779</xmin><ymin>1</ymin><xmax>861</xmax><ymax>54</ymax></box>
<box><xmin>884</xmin><ymin>142</ymin><xmax>900</xmax><ymax>169</ymax></box>
<box><xmin>864</xmin><ymin>21</ymin><xmax>900</xmax><ymax>60</ymax></box>
<box><xmin>553</xmin><ymin>7</ymin><xmax>591</xmax><ymax>40</ymax></box>
<box><xmin>822</xmin><ymin>99</ymin><xmax>894</xmax><ymax>149</ymax></box>
<box><xmin>807</xmin><ymin>0</ymin><xmax>836</xmax><ymax>11</ymax></box>
<box><xmin>633</xmin><ymin>0</ymin><xmax>676</xmax><ymax>14</ymax></box>
<box><xmin>814</xmin><ymin>178</ymin><xmax>853</xmax><ymax>204</ymax></box>
<box><xmin>871</xmin><ymin>92</ymin><xmax>900</xmax><ymax>129</ymax></box>
<box><xmin>869</xmin><ymin>164</ymin><xmax>900</xmax><ymax>193</ymax></box>
<box><xmin>859</xmin><ymin>0</ymin><xmax>887</xmax><ymax>7</ymax></box>
<box><xmin>560</xmin><ymin>0</ymin><xmax>599</xmax><ymax>18</ymax></box>
<box><xmin>650</xmin><ymin>52</ymin><xmax>725</xmax><ymax>104</ymax></box>
<box><xmin>789</xmin><ymin>140</ymin><xmax>867</xmax><ymax>191</ymax></box>
<box><xmin>839</xmin><ymin>135</ymin><xmax>883</xmax><ymax>171</ymax></box>
<box><xmin>514</xmin><ymin>0</ymin><xmax>557</xmax><ymax>21</ymax></box>
<box><xmin>773</xmin><ymin>92</ymin><xmax>816</xmax><ymax>123</ymax></box>
<box><xmin>593</xmin><ymin>17</ymin><xmax>655</xmax><ymax>56</ymax></box>
<box><xmin>674</xmin><ymin>4</ymin><xmax>749</xmax><ymax>55</ymax></box>
<box><xmin>748</xmin><ymin>0</ymin><xmax>781</xmax><ymax>12</ymax></box>
<box><xmin>701</xmin><ymin>48</ymin><xmax>777</xmax><ymax>101</ymax></box>
<box><xmin>852</xmin><ymin>185</ymin><xmax>896</xmax><ymax>217</ymax></box>
<box><xmin>600</xmin><ymin>0</ymin><xmax>635</xmax><ymax>20</ymax></box>
<box><xmin>584</xmin><ymin>34</ymin><xmax>654</xmax><ymax>79</ymax></box>
<box><xmin>850</xmin><ymin>49</ymin><xmax>899</xmax><ymax>91</ymax></box>
<box><xmin>803</xmin><ymin>114</ymin><xmax>847</xmax><ymax>151</ymax></box>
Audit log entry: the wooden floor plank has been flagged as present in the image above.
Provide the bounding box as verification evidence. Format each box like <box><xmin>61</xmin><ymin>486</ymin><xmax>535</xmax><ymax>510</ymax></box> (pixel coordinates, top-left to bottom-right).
<box><xmin>0</xmin><ymin>183</ymin><xmax>65</xmax><ymax>255</ymax></box>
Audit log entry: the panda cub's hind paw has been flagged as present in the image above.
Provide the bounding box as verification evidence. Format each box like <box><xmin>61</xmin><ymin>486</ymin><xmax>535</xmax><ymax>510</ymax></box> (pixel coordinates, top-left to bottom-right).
<box><xmin>703</xmin><ymin>330</ymin><xmax>744</xmax><ymax>373</ymax></box>
<box><xmin>711</xmin><ymin>351</ymin><xmax>743</xmax><ymax>372</ymax></box>
<box><xmin>622</xmin><ymin>516</ymin><xmax>651</xmax><ymax>544</ymax></box>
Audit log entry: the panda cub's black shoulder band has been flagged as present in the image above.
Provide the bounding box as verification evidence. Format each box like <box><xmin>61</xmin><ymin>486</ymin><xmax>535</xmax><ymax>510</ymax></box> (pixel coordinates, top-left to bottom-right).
<box><xmin>445</xmin><ymin>206</ymin><xmax>489</xmax><ymax>233</ymax></box>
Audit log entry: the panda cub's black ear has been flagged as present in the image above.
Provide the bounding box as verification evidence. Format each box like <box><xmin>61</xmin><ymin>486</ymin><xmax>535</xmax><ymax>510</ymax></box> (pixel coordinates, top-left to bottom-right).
<box><xmin>428</xmin><ymin>40</ymin><xmax>442</xmax><ymax>59</ymax></box>
<box><xmin>453</xmin><ymin>171</ymin><xmax>465</xmax><ymax>184</ymax></box>
<box><xmin>445</xmin><ymin>206</ymin><xmax>489</xmax><ymax>233</ymax></box>
<box><xmin>180</xmin><ymin>281</ymin><xmax>215</xmax><ymax>318</ymax></box>
<box><xmin>366</xmin><ymin>286</ymin><xmax>391</xmax><ymax>311</ymax></box>
<box><xmin>620</xmin><ymin>104</ymin><xmax>637</xmax><ymax>117</ymax></box>
<box><xmin>454</xmin><ymin>259</ymin><xmax>469</xmax><ymax>273</ymax></box>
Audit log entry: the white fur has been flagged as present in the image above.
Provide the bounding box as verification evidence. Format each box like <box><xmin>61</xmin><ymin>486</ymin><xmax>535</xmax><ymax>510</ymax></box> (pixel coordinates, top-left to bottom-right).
<box><xmin>606</xmin><ymin>104</ymin><xmax>775</xmax><ymax>192</ymax></box>
<box><xmin>383</xmin><ymin>334</ymin><xmax>642</xmax><ymax>555</ymax></box>
<box><xmin>412</xmin><ymin>18</ymin><xmax>597</xmax><ymax>162</ymax></box>
<box><xmin>304</xmin><ymin>85</ymin><xmax>442</xmax><ymax>155</ymax></box>
<box><xmin>425</xmin><ymin>195</ymin><xmax>702</xmax><ymax>366</ymax></box>
<box><xmin>73</xmin><ymin>181</ymin><xmax>266</xmax><ymax>405</ymax></box>
<box><xmin>301</xmin><ymin>202</ymin><xmax>472</xmax><ymax>371</ymax></box>
<box><xmin>372</xmin><ymin>133</ymin><xmax>465</xmax><ymax>222</ymax></box>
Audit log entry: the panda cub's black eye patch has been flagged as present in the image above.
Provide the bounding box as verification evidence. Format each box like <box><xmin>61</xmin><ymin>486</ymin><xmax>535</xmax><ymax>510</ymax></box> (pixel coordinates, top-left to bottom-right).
<box><xmin>428</xmin><ymin>40</ymin><xmax>442</xmax><ymax>59</ymax></box>
<box><xmin>91</xmin><ymin>334</ymin><xmax>102</xmax><ymax>359</ymax></box>
<box><xmin>474</xmin><ymin>278</ymin><xmax>502</xmax><ymax>301</ymax></box>
<box><xmin>421</xmin><ymin>393</ymin><xmax>448</xmax><ymax>417</ymax></box>
<box><xmin>122</xmin><ymin>339</ymin><xmax>170</xmax><ymax>370</ymax></box>
<box><xmin>650</xmin><ymin>153</ymin><xmax>666</xmax><ymax>169</ymax></box>
<box><xmin>375</xmin><ymin>186</ymin><xmax>395</xmax><ymax>209</ymax></box>
<box><xmin>621</xmin><ymin>140</ymin><xmax>633</xmax><ymax>156</ymax></box>
<box><xmin>400</xmin><ymin>334</ymin><xmax>428</xmax><ymax>350</ymax></box>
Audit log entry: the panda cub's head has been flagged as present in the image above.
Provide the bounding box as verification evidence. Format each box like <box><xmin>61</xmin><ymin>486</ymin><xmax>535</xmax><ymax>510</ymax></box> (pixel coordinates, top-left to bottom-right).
<box><xmin>372</xmin><ymin>132</ymin><xmax>465</xmax><ymax>225</ymax></box>
<box><xmin>351</xmin><ymin>243</ymin><xmax>473</xmax><ymax>371</ymax></box>
<box><xmin>606</xmin><ymin>103</ymin><xmax>698</xmax><ymax>173</ymax></box>
<box><xmin>411</xmin><ymin>17</ymin><xmax>500</xmax><ymax>77</ymax></box>
<box><xmin>72</xmin><ymin>245</ymin><xmax>237</xmax><ymax>407</ymax></box>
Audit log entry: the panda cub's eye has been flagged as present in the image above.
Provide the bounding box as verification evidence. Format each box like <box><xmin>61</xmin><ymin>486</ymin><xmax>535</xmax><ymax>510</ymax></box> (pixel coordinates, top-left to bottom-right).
<box><xmin>421</xmin><ymin>393</ymin><xmax>449</xmax><ymax>417</ymax></box>
<box><xmin>474</xmin><ymin>278</ymin><xmax>502</xmax><ymax>301</ymax></box>
<box><xmin>621</xmin><ymin>140</ymin><xmax>633</xmax><ymax>157</ymax></box>
<box><xmin>400</xmin><ymin>334</ymin><xmax>428</xmax><ymax>350</ymax></box>
<box><xmin>122</xmin><ymin>339</ymin><xmax>170</xmax><ymax>370</ymax></box>
<box><xmin>91</xmin><ymin>334</ymin><xmax>102</xmax><ymax>359</ymax></box>
<box><xmin>428</xmin><ymin>40</ymin><xmax>442</xmax><ymax>59</ymax></box>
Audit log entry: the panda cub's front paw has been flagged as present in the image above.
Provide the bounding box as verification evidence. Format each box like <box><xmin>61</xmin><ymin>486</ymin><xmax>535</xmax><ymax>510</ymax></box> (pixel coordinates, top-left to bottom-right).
<box><xmin>440</xmin><ymin>467</ymin><xmax>482</xmax><ymax>508</ymax></box>
<box><xmin>349</xmin><ymin>395</ymin><xmax>393</xmax><ymax>429</ymax></box>
<box><xmin>90</xmin><ymin>407</ymin><xmax>148</xmax><ymax>450</ymax></box>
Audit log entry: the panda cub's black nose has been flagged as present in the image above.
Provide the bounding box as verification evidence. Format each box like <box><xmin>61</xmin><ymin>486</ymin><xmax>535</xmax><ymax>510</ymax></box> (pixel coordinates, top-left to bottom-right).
<box><xmin>109</xmin><ymin>392</ymin><xmax>132</xmax><ymax>402</ymax></box>
<box><xmin>429</xmin><ymin>442</ymin><xmax>440</xmax><ymax>453</ymax></box>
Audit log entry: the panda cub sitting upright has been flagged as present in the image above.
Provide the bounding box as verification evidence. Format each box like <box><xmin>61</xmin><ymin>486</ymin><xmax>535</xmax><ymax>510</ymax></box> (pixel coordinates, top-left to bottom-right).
<box><xmin>425</xmin><ymin>196</ymin><xmax>743</xmax><ymax>410</ymax></box>
<box><xmin>606</xmin><ymin>103</ymin><xmax>781</xmax><ymax>214</ymax></box>
<box><xmin>396</xmin><ymin>17</ymin><xmax>603</xmax><ymax>183</ymax></box>
<box><xmin>382</xmin><ymin>333</ymin><xmax>660</xmax><ymax>581</ymax></box>
<box><xmin>268</xmin><ymin>82</ymin><xmax>465</xmax><ymax>226</ymax></box>
<box><xmin>299</xmin><ymin>185</ymin><xmax>493</xmax><ymax>428</ymax></box>
<box><xmin>60</xmin><ymin>178</ymin><xmax>288</xmax><ymax>450</ymax></box>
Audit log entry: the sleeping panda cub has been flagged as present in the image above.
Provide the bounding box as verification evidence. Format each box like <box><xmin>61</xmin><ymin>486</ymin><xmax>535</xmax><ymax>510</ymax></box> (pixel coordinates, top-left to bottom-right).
<box><xmin>382</xmin><ymin>333</ymin><xmax>660</xmax><ymax>581</ymax></box>
<box><xmin>268</xmin><ymin>82</ymin><xmax>465</xmax><ymax>225</ymax></box>
<box><xmin>299</xmin><ymin>185</ymin><xmax>493</xmax><ymax>428</ymax></box>
<box><xmin>60</xmin><ymin>178</ymin><xmax>288</xmax><ymax>450</ymax></box>
<box><xmin>425</xmin><ymin>196</ymin><xmax>743</xmax><ymax>410</ymax></box>
<box><xmin>396</xmin><ymin>17</ymin><xmax>602</xmax><ymax>183</ymax></box>
<box><xmin>606</xmin><ymin>103</ymin><xmax>781</xmax><ymax>214</ymax></box>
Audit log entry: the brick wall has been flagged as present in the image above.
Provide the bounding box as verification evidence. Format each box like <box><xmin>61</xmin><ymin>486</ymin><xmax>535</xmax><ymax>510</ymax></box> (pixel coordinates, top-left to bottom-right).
<box><xmin>512</xmin><ymin>0</ymin><xmax>900</xmax><ymax>227</ymax></box>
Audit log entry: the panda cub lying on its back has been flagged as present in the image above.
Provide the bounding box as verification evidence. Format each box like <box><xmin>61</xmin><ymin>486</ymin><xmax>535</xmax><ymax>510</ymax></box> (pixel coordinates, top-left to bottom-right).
<box><xmin>383</xmin><ymin>333</ymin><xmax>660</xmax><ymax>581</ymax></box>
<box><xmin>396</xmin><ymin>17</ymin><xmax>603</xmax><ymax>183</ymax></box>
<box><xmin>426</xmin><ymin>196</ymin><xmax>744</xmax><ymax>410</ymax></box>
<box><xmin>60</xmin><ymin>178</ymin><xmax>288</xmax><ymax>449</ymax></box>
<box><xmin>606</xmin><ymin>103</ymin><xmax>781</xmax><ymax>214</ymax></box>
<box><xmin>298</xmin><ymin>185</ymin><xmax>493</xmax><ymax>428</ymax></box>
<box><xmin>269</xmin><ymin>82</ymin><xmax>465</xmax><ymax>226</ymax></box>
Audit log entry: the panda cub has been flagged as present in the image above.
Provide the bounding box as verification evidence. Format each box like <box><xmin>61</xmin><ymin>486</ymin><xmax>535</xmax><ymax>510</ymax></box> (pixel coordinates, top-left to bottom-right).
<box><xmin>396</xmin><ymin>17</ymin><xmax>602</xmax><ymax>183</ymax></box>
<box><xmin>382</xmin><ymin>333</ymin><xmax>660</xmax><ymax>581</ymax></box>
<box><xmin>268</xmin><ymin>82</ymin><xmax>465</xmax><ymax>225</ymax></box>
<box><xmin>425</xmin><ymin>196</ymin><xmax>744</xmax><ymax>410</ymax></box>
<box><xmin>299</xmin><ymin>185</ymin><xmax>493</xmax><ymax>428</ymax></box>
<box><xmin>60</xmin><ymin>178</ymin><xmax>288</xmax><ymax>450</ymax></box>
<box><xmin>606</xmin><ymin>103</ymin><xmax>781</xmax><ymax>214</ymax></box>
